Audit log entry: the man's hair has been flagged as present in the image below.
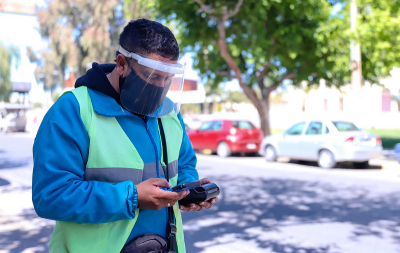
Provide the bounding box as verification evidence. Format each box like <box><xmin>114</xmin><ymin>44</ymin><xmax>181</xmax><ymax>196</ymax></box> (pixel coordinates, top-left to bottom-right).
<box><xmin>119</xmin><ymin>19</ymin><xmax>179</xmax><ymax>61</ymax></box>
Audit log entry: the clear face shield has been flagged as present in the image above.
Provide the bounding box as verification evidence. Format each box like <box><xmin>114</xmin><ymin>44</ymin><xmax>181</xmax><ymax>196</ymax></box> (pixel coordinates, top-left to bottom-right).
<box><xmin>118</xmin><ymin>46</ymin><xmax>185</xmax><ymax>118</ymax></box>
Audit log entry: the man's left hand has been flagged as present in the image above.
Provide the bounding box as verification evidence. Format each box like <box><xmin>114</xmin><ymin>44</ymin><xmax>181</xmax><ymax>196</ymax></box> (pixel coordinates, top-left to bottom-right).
<box><xmin>179</xmin><ymin>178</ymin><xmax>219</xmax><ymax>211</ymax></box>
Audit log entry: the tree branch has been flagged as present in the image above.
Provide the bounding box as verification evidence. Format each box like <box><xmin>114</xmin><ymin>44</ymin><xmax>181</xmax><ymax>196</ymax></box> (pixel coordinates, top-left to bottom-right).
<box><xmin>257</xmin><ymin>63</ymin><xmax>269</xmax><ymax>89</ymax></box>
<box><xmin>267</xmin><ymin>73</ymin><xmax>296</xmax><ymax>94</ymax></box>
<box><xmin>193</xmin><ymin>0</ymin><xmax>215</xmax><ymax>14</ymax></box>
<box><xmin>216</xmin><ymin>70</ymin><xmax>231</xmax><ymax>77</ymax></box>
<box><xmin>226</xmin><ymin>0</ymin><xmax>244</xmax><ymax>20</ymax></box>
<box><xmin>257</xmin><ymin>38</ymin><xmax>276</xmax><ymax>89</ymax></box>
<box><xmin>196</xmin><ymin>0</ymin><xmax>260</xmax><ymax>111</ymax></box>
<box><xmin>217</xmin><ymin>18</ymin><xmax>258</xmax><ymax>105</ymax></box>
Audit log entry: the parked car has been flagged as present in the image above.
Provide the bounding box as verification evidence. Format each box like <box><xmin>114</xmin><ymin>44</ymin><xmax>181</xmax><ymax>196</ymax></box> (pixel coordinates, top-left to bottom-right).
<box><xmin>260</xmin><ymin>120</ymin><xmax>383</xmax><ymax>169</ymax></box>
<box><xmin>187</xmin><ymin>120</ymin><xmax>263</xmax><ymax>157</ymax></box>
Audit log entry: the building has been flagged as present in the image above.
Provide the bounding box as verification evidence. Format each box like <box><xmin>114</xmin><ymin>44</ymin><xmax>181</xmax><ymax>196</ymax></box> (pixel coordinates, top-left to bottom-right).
<box><xmin>268</xmin><ymin>70</ymin><xmax>400</xmax><ymax>129</ymax></box>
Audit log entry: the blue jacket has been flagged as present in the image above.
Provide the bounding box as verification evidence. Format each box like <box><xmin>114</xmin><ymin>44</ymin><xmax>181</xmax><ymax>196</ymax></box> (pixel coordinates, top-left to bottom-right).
<box><xmin>32</xmin><ymin>63</ymin><xmax>198</xmax><ymax>243</ymax></box>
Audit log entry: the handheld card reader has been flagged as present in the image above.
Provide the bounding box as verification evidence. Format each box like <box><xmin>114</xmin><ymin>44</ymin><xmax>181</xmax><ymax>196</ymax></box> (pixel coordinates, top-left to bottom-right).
<box><xmin>171</xmin><ymin>181</ymin><xmax>202</xmax><ymax>192</ymax></box>
<box><xmin>177</xmin><ymin>182</ymin><xmax>220</xmax><ymax>206</ymax></box>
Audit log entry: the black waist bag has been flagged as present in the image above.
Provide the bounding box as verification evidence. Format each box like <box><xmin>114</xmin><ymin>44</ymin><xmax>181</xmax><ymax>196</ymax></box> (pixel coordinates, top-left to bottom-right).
<box><xmin>121</xmin><ymin>234</ymin><xmax>168</xmax><ymax>253</ymax></box>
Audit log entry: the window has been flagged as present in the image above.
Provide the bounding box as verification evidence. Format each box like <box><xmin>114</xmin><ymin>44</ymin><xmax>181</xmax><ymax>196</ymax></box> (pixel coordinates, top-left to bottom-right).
<box><xmin>306</xmin><ymin>122</ymin><xmax>323</xmax><ymax>135</ymax></box>
<box><xmin>232</xmin><ymin>121</ymin><xmax>255</xmax><ymax>129</ymax></box>
<box><xmin>199</xmin><ymin>121</ymin><xmax>213</xmax><ymax>131</ymax></box>
<box><xmin>332</xmin><ymin>121</ymin><xmax>360</xmax><ymax>132</ymax></box>
<box><xmin>286</xmin><ymin>122</ymin><xmax>306</xmax><ymax>135</ymax></box>
<box><xmin>325</xmin><ymin>126</ymin><xmax>330</xmax><ymax>134</ymax></box>
<box><xmin>212</xmin><ymin>121</ymin><xmax>222</xmax><ymax>131</ymax></box>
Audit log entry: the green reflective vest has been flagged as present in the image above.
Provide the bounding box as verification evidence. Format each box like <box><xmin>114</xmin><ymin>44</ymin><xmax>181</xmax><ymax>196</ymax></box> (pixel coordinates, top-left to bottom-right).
<box><xmin>48</xmin><ymin>86</ymin><xmax>186</xmax><ymax>253</ymax></box>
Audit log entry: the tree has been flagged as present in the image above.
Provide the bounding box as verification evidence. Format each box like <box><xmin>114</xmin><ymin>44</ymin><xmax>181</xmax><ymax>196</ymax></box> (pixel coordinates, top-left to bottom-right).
<box><xmin>316</xmin><ymin>0</ymin><xmax>400</xmax><ymax>86</ymax></box>
<box><xmin>31</xmin><ymin>0</ymin><xmax>125</xmax><ymax>92</ymax></box>
<box><xmin>0</xmin><ymin>43</ymin><xmax>20</xmax><ymax>102</ymax></box>
<box><xmin>154</xmin><ymin>0</ymin><xmax>335</xmax><ymax>136</ymax></box>
<box><xmin>348</xmin><ymin>0</ymin><xmax>400</xmax><ymax>84</ymax></box>
<box><xmin>123</xmin><ymin>0</ymin><xmax>156</xmax><ymax>20</ymax></box>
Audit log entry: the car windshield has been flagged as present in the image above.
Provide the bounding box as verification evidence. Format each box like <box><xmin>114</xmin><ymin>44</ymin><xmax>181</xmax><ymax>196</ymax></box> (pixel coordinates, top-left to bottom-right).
<box><xmin>332</xmin><ymin>121</ymin><xmax>360</xmax><ymax>132</ymax></box>
<box><xmin>232</xmin><ymin>121</ymin><xmax>255</xmax><ymax>129</ymax></box>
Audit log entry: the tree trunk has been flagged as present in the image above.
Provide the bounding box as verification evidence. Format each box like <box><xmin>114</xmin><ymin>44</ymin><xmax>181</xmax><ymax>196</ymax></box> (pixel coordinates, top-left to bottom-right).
<box><xmin>255</xmin><ymin>96</ymin><xmax>271</xmax><ymax>136</ymax></box>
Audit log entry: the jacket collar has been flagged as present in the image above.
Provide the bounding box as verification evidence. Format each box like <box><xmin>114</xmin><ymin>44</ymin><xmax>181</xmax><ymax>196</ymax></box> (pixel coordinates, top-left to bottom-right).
<box><xmin>88</xmin><ymin>88</ymin><xmax>132</xmax><ymax>117</ymax></box>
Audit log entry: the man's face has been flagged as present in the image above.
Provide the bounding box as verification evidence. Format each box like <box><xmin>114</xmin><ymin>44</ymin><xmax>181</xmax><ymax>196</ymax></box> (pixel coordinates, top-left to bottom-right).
<box><xmin>129</xmin><ymin>53</ymin><xmax>178</xmax><ymax>88</ymax></box>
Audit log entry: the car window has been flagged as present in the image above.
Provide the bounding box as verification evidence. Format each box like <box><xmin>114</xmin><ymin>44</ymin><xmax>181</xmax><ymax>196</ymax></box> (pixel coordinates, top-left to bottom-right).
<box><xmin>212</xmin><ymin>121</ymin><xmax>222</xmax><ymax>131</ymax></box>
<box><xmin>199</xmin><ymin>121</ymin><xmax>213</xmax><ymax>131</ymax></box>
<box><xmin>306</xmin><ymin>122</ymin><xmax>323</xmax><ymax>135</ymax></box>
<box><xmin>332</xmin><ymin>121</ymin><xmax>360</xmax><ymax>132</ymax></box>
<box><xmin>286</xmin><ymin>122</ymin><xmax>305</xmax><ymax>135</ymax></box>
<box><xmin>325</xmin><ymin>126</ymin><xmax>330</xmax><ymax>134</ymax></box>
<box><xmin>232</xmin><ymin>121</ymin><xmax>255</xmax><ymax>129</ymax></box>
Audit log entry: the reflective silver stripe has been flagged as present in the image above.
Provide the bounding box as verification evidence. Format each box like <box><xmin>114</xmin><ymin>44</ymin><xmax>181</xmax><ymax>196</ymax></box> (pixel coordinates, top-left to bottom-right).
<box><xmin>142</xmin><ymin>160</ymin><xmax>178</xmax><ymax>180</ymax></box>
<box><xmin>164</xmin><ymin>160</ymin><xmax>178</xmax><ymax>179</ymax></box>
<box><xmin>84</xmin><ymin>167</ymin><xmax>143</xmax><ymax>185</ymax></box>
<box><xmin>142</xmin><ymin>162</ymin><xmax>159</xmax><ymax>180</ymax></box>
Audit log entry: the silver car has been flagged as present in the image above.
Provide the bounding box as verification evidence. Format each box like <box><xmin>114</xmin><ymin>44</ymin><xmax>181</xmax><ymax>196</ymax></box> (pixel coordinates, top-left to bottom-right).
<box><xmin>260</xmin><ymin>120</ymin><xmax>383</xmax><ymax>169</ymax></box>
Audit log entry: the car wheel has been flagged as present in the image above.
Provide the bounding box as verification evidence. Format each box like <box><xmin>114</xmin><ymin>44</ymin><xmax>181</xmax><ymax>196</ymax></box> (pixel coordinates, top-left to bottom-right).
<box><xmin>318</xmin><ymin>149</ymin><xmax>336</xmax><ymax>169</ymax></box>
<box><xmin>352</xmin><ymin>161</ymin><xmax>369</xmax><ymax>169</ymax></box>
<box><xmin>265</xmin><ymin>145</ymin><xmax>277</xmax><ymax>162</ymax></box>
<box><xmin>217</xmin><ymin>142</ymin><xmax>231</xmax><ymax>158</ymax></box>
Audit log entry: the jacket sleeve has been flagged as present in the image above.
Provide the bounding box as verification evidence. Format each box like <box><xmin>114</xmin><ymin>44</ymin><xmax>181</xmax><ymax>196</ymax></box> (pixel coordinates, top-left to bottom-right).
<box><xmin>32</xmin><ymin>93</ymin><xmax>138</xmax><ymax>224</ymax></box>
<box><xmin>176</xmin><ymin>113</ymin><xmax>199</xmax><ymax>185</ymax></box>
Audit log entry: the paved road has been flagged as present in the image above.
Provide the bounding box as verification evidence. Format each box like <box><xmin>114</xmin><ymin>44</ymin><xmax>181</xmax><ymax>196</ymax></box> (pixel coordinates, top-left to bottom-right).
<box><xmin>1</xmin><ymin>133</ymin><xmax>400</xmax><ymax>253</ymax></box>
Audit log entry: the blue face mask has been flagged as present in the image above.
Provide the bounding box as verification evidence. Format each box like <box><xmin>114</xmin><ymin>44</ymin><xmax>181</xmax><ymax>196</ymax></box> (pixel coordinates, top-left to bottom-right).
<box><xmin>119</xmin><ymin>67</ymin><xmax>171</xmax><ymax>116</ymax></box>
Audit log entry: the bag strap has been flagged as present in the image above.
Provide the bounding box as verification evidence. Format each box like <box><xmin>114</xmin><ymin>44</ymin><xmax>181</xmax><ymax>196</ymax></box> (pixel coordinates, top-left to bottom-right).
<box><xmin>157</xmin><ymin>118</ymin><xmax>176</xmax><ymax>253</ymax></box>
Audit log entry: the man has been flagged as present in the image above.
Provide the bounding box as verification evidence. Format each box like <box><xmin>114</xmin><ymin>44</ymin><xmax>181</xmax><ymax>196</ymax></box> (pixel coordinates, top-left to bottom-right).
<box><xmin>32</xmin><ymin>19</ymin><xmax>217</xmax><ymax>253</ymax></box>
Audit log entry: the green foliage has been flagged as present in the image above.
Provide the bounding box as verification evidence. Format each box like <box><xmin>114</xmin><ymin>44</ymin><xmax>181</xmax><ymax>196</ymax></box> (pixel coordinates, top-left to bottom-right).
<box><xmin>357</xmin><ymin>0</ymin><xmax>400</xmax><ymax>83</ymax></box>
<box><xmin>155</xmin><ymin>0</ymin><xmax>333</xmax><ymax>88</ymax></box>
<box><xmin>124</xmin><ymin>0</ymin><xmax>157</xmax><ymax>20</ymax></box>
<box><xmin>319</xmin><ymin>0</ymin><xmax>400</xmax><ymax>86</ymax></box>
<box><xmin>314</xmin><ymin>6</ymin><xmax>352</xmax><ymax>87</ymax></box>
<box><xmin>0</xmin><ymin>43</ymin><xmax>20</xmax><ymax>101</ymax></box>
<box><xmin>33</xmin><ymin>0</ymin><xmax>125</xmax><ymax>91</ymax></box>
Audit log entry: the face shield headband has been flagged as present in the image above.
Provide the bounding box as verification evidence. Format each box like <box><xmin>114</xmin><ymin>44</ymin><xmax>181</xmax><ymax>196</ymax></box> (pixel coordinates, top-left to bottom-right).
<box><xmin>118</xmin><ymin>46</ymin><xmax>185</xmax><ymax>118</ymax></box>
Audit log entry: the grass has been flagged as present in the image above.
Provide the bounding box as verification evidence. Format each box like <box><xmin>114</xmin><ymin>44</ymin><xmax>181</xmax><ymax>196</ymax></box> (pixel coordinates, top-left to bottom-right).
<box><xmin>364</xmin><ymin>129</ymin><xmax>400</xmax><ymax>150</ymax></box>
<box><xmin>270</xmin><ymin>128</ymin><xmax>400</xmax><ymax>150</ymax></box>
<box><xmin>364</xmin><ymin>129</ymin><xmax>400</xmax><ymax>138</ymax></box>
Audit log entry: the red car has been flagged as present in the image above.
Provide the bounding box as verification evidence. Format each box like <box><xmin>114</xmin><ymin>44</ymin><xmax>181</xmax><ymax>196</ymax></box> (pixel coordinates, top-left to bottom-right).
<box><xmin>187</xmin><ymin>119</ymin><xmax>264</xmax><ymax>157</ymax></box>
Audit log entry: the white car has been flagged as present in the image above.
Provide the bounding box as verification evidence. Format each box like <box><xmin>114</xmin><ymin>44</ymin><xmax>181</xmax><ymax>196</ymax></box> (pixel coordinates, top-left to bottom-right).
<box><xmin>260</xmin><ymin>120</ymin><xmax>383</xmax><ymax>169</ymax></box>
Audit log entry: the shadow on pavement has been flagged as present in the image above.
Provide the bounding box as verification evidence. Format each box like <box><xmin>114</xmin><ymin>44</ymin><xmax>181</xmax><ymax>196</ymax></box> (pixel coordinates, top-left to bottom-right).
<box><xmin>0</xmin><ymin>209</ymin><xmax>53</xmax><ymax>253</ymax></box>
<box><xmin>2</xmin><ymin>176</ymin><xmax>399</xmax><ymax>253</ymax></box>
<box><xmin>0</xmin><ymin>158</ymin><xmax>31</xmax><ymax>170</ymax></box>
<box><xmin>0</xmin><ymin>178</ymin><xmax>10</xmax><ymax>186</ymax></box>
<box><xmin>182</xmin><ymin>176</ymin><xmax>400</xmax><ymax>253</ymax></box>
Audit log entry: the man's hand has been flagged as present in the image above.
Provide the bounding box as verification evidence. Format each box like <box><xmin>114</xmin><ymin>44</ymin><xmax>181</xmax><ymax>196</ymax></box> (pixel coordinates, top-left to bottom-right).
<box><xmin>136</xmin><ymin>178</ymin><xmax>189</xmax><ymax>210</ymax></box>
<box><xmin>179</xmin><ymin>178</ymin><xmax>219</xmax><ymax>212</ymax></box>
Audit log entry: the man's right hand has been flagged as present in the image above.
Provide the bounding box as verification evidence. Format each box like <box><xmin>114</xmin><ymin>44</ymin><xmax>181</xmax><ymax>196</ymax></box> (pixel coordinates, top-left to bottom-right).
<box><xmin>136</xmin><ymin>178</ymin><xmax>189</xmax><ymax>210</ymax></box>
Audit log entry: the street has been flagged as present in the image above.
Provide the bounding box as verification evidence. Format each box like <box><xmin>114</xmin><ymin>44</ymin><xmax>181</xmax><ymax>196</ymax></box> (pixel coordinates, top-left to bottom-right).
<box><xmin>1</xmin><ymin>134</ymin><xmax>400</xmax><ymax>253</ymax></box>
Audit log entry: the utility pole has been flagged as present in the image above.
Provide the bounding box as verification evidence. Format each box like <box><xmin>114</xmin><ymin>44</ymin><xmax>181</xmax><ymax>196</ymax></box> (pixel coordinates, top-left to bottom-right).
<box><xmin>350</xmin><ymin>0</ymin><xmax>362</xmax><ymax>94</ymax></box>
